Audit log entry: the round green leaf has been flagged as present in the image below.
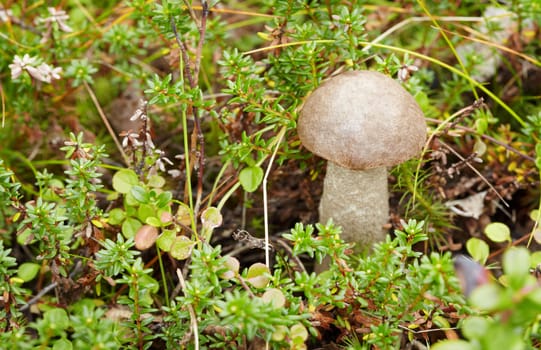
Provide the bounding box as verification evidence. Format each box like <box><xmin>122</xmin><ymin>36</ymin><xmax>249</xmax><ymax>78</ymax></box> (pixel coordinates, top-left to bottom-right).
<box><xmin>108</xmin><ymin>208</ymin><xmax>125</xmax><ymax>225</ymax></box>
<box><xmin>261</xmin><ymin>288</ymin><xmax>286</xmax><ymax>308</ymax></box>
<box><xmin>137</xmin><ymin>203</ymin><xmax>156</xmax><ymax>223</ymax></box>
<box><xmin>146</xmin><ymin>216</ymin><xmax>162</xmax><ymax>227</ymax></box>
<box><xmin>461</xmin><ymin>316</ymin><xmax>489</xmax><ymax>340</ymax></box>
<box><xmin>52</xmin><ymin>338</ymin><xmax>73</xmax><ymax>350</ymax></box>
<box><xmin>271</xmin><ymin>325</ymin><xmax>288</xmax><ymax>342</ymax></box>
<box><xmin>529</xmin><ymin>209</ymin><xmax>540</xmax><ymax>222</ymax></box>
<box><xmin>122</xmin><ymin>217</ymin><xmax>142</xmax><ymax>238</ymax></box>
<box><xmin>466</xmin><ymin>237</ymin><xmax>489</xmax><ymax>265</ymax></box>
<box><xmin>170</xmin><ymin>236</ymin><xmax>195</xmax><ymax>260</ymax></box>
<box><xmin>473</xmin><ymin>139</ymin><xmax>487</xmax><ymax>156</ymax></box>
<box><xmin>246</xmin><ymin>263</ymin><xmax>270</xmax><ymax>288</ymax></box>
<box><xmin>44</xmin><ymin>308</ymin><xmax>70</xmax><ymax>331</ymax></box>
<box><xmin>220</xmin><ymin>256</ymin><xmax>240</xmax><ymax>279</ymax></box>
<box><xmin>239</xmin><ymin>166</ymin><xmax>263</xmax><ymax>193</ymax></box>
<box><xmin>475</xmin><ymin>118</ymin><xmax>488</xmax><ymax>134</ymax></box>
<box><xmin>112</xmin><ymin>169</ymin><xmax>139</xmax><ymax>194</ymax></box>
<box><xmin>484</xmin><ymin>222</ymin><xmax>511</xmax><ymax>243</ymax></box>
<box><xmin>469</xmin><ymin>284</ymin><xmax>502</xmax><ymax>311</ymax></box>
<box><xmin>17</xmin><ymin>262</ymin><xmax>41</xmax><ymax>282</ymax></box>
<box><xmin>290</xmin><ymin>323</ymin><xmax>308</xmax><ymax>342</ymax></box>
<box><xmin>530</xmin><ymin>251</ymin><xmax>541</xmax><ymax>269</ymax></box>
<box><xmin>156</xmin><ymin>191</ymin><xmax>172</xmax><ymax>208</ymax></box>
<box><xmin>131</xmin><ymin>185</ymin><xmax>149</xmax><ymax>204</ymax></box>
<box><xmin>156</xmin><ymin>229</ymin><xmax>176</xmax><ymax>252</ymax></box>
<box><xmin>148</xmin><ymin>174</ymin><xmax>165</xmax><ymax>188</ymax></box>
<box><xmin>201</xmin><ymin>207</ymin><xmax>222</xmax><ymax>229</ymax></box>
<box><xmin>503</xmin><ymin>247</ymin><xmax>530</xmax><ymax>285</ymax></box>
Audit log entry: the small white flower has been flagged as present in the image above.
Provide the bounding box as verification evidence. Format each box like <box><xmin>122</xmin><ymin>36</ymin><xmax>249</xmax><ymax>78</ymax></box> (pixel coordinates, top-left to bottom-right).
<box><xmin>130</xmin><ymin>108</ymin><xmax>145</xmax><ymax>121</ymax></box>
<box><xmin>155</xmin><ymin>150</ymin><xmax>173</xmax><ymax>172</ymax></box>
<box><xmin>40</xmin><ymin>7</ymin><xmax>73</xmax><ymax>32</ymax></box>
<box><xmin>120</xmin><ymin>131</ymin><xmax>141</xmax><ymax>148</ymax></box>
<box><xmin>0</xmin><ymin>9</ymin><xmax>13</xmax><ymax>22</ymax></box>
<box><xmin>130</xmin><ymin>100</ymin><xmax>148</xmax><ymax>121</ymax></box>
<box><xmin>9</xmin><ymin>54</ymin><xmax>38</xmax><ymax>80</ymax></box>
<box><xmin>168</xmin><ymin>169</ymin><xmax>182</xmax><ymax>178</ymax></box>
<box><xmin>145</xmin><ymin>132</ymin><xmax>155</xmax><ymax>150</ymax></box>
<box><xmin>45</xmin><ymin>64</ymin><xmax>63</xmax><ymax>81</ymax></box>
<box><xmin>25</xmin><ymin>65</ymin><xmax>47</xmax><ymax>82</ymax></box>
<box><xmin>8</xmin><ymin>54</ymin><xmax>62</xmax><ymax>83</ymax></box>
<box><xmin>35</xmin><ymin>63</ymin><xmax>62</xmax><ymax>83</ymax></box>
<box><xmin>398</xmin><ymin>64</ymin><xmax>419</xmax><ymax>82</ymax></box>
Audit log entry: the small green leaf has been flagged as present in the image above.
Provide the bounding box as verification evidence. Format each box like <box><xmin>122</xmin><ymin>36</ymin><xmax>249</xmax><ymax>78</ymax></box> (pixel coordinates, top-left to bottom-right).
<box><xmin>137</xmin><ymin>203</ymin><xmax>156</xmax><ymax>223</ymax></box>
<box><xmin>201</xmin><ymin>207</ymin><xmax>223</xmax><ymax>229</ymax></box>
<box><xmin>239</xmin><ymin>166</ymin><xmax>263</xmax><ymax>192</ymax></box>
<box><xmin>530</xmin><ymin>251</ymin><xmax>541</xmax><ymax>269</ymax></box>
<box><xmin>146</xmin><ymin>216</ymin><xmax>162</xmax><ymax>227</ymax></box>
<box><xmin>170</xmin><ymin>236</ymin><xmax>195</xmax><ymax>260</ymax></box>
<box><xmin>17</xmin><ymin>262</ymin><xmax>41</xmax><ymax>282</ymax></box>
<box><xmin>148</xmin><ymin>175</ymin><xmax>165</xmax><ymax>188</ymax></box>
<box><xmin>475</xmin><ymin>118</ymin><xmax>488</xmax><ymax>134</ymax></box>
<box><xmin>156</xmin><ymin>229</ymin><xmax>176</xmax><ymax>252</ymax></box>
<box><xmin>131</xmin><ymin>185</ymin><xmax>149</xmax><ymax>203</ymax></box>
<box><xmin>473</xmin><ymin>138</ymin><xmax>487</xmax><ymax>156</ymax></box>
<box><xmin>461</xmin><ymin>316</ymin><xmax>489</xmax><ymax>340</ymax></box>
<box><xmin>122</xmin><ymin>217</ymin><xmax>142</xmax><ymax>238</ymax></box>
<box><xmin>156</xmin><ymin>191</ymin><xmax>172</xmax><ymax>208</ymax></box>
<box><xmin>220</xmin><ymin>256</ymin><xmax>240</xmax><ymax>279</ymax></box>
<box><xmin>44</xmin><ymin>308</ymin><xmax>70</xmax><ymax>331</ymax></box>
<box><xmin>52</xmin><ymin>338</ymin><xmax>73</xmax><ymax>350</ymax></box>
<box><xmin>466</xmin><ymin>237</ymin><xmax>489</xmax><ymax>265</ymax></box>
<box><xmin>529</xmin><ymin>209</ymin><xmax>540</xmax><ymax>222</ymax></box>
<box><xmin>469</xmin><ymin>284</ymin><xmax>502</xmax><ymax>311</ymax></box>
<box><xmin>107</xmin><ymin>208</ymin><xmax>125</xmax><ymax>225</ymax></box>
<box><xmin>431</xmin><ymin>340</ymin><xmax>475</xmax><ymax>350</ymax></box>
<box><xmin>271</xmin><ymin>325</ymin><xmax>288</xmax><ymax>342</ymax></box>
<box><xmin>503</xmin><ymin>247</ymin><xmax>530</xmax><ymax>288</ymax></box>
<box><xmin>290</xmin><ymin>323</ymin><xmax>308</xmax><ymax>342</ymax></box>
<box><xmin>261</xmin><ymin>288</ymin><xmax>285</xmax><ymax>308</ymax></box>
<box><xmin>484</xmin><ymin>222</ymin><xmax>511</xmax><ymax>243</ymax></box>
<box><xmin>112</xmin><ymin>169</ymin><xmax>139</xmax><ymax>194</ymax></box>
<box><xmin>246</xmin><ymin>263</ymin><xmax>270</xmax><ymax>288</ymax></box>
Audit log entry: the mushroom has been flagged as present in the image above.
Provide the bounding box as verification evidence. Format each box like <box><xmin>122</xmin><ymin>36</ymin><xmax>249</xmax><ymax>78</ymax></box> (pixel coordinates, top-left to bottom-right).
<box><xmin>297</xmin><ymin>70</ymin><xmax>426</xmax><ymax>251</ymax></box>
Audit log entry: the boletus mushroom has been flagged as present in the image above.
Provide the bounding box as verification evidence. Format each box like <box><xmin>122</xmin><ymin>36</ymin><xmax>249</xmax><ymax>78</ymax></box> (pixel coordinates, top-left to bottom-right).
<box><xmin>298</xmin><ymin>70</ymin><xmax>426</xmax><ymax>251</ymax></box>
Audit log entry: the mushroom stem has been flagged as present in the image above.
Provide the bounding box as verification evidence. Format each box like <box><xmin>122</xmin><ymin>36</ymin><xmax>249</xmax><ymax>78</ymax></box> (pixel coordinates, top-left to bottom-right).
<box><xmin>319</xmin><ymin>162</ymin><xmax>389</xmax><ymax>251</ymax></box>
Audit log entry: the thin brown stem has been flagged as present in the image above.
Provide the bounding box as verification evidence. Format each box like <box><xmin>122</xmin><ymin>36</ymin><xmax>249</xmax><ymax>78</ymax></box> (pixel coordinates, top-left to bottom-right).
<box><xmin>169</xmin><ymin>3</ymin><xmax>209</xmax><ymax>217</ymax></box>
<box><xmin>193</xmin><ymin>0</ymin><xmax>208</xmax><ymax>82</ymax></box>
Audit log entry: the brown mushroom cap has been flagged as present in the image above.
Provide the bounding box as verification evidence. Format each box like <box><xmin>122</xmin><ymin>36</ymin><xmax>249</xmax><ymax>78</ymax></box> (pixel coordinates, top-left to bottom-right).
<box><xmin>298</xmin><ymin>71</ymin><xmax>427</xmax><ymax>170</ymax></box>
